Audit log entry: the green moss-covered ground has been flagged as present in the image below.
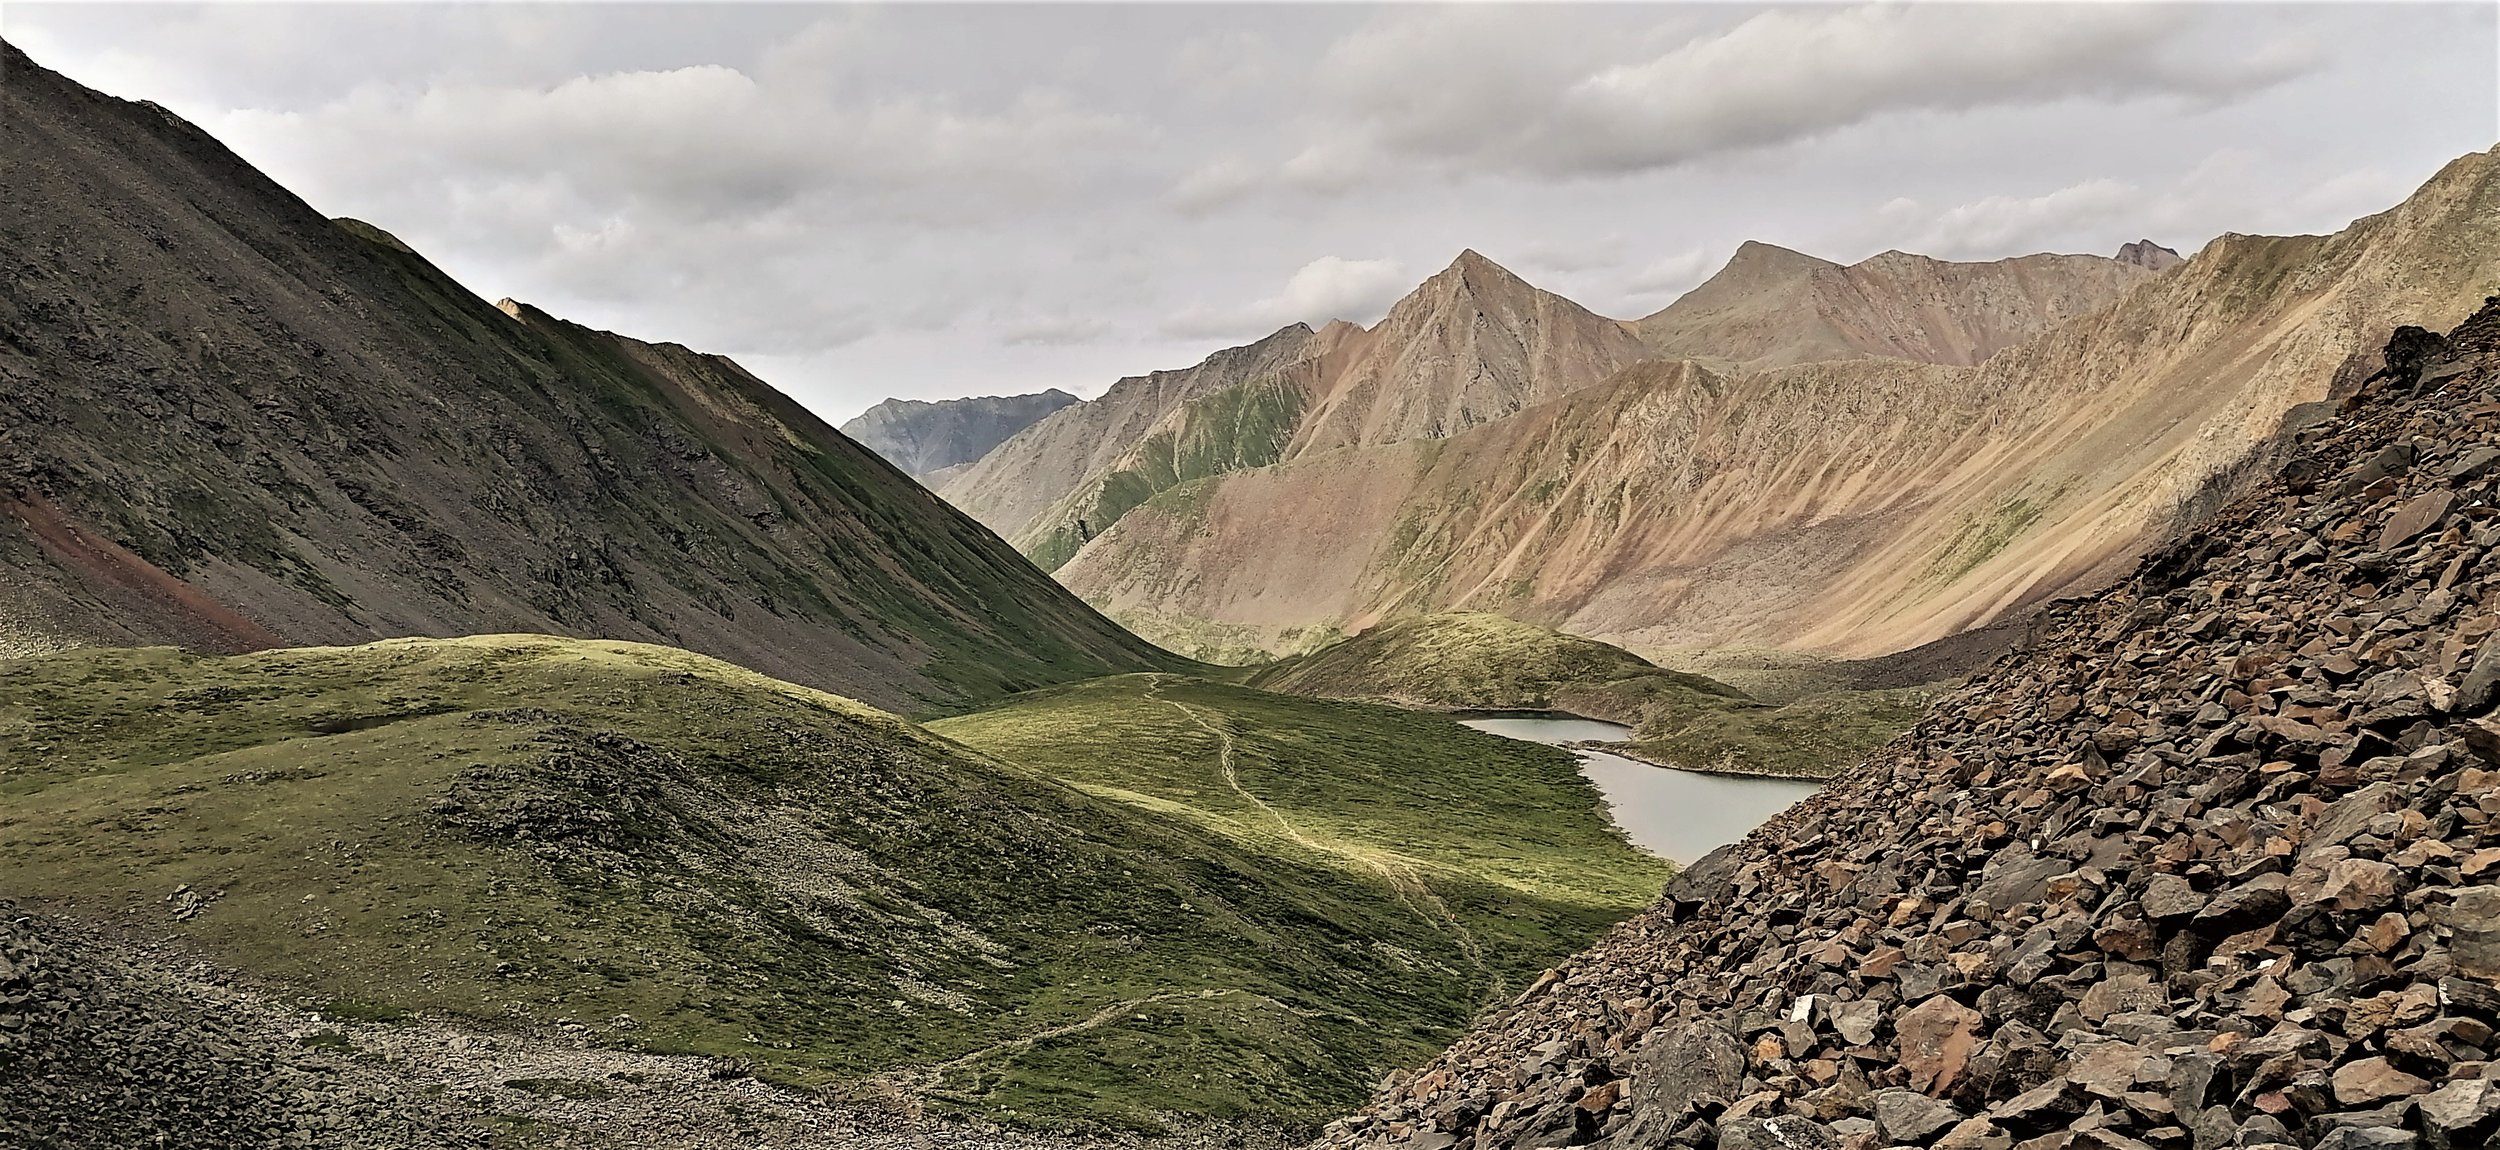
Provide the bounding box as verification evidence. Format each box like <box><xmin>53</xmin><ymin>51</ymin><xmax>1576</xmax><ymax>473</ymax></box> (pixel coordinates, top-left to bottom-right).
<box><xmin>1251</xmin><ymin>613</ymin><xmax>1939</xmax><ymax>779</ymax></box>
<box><xmin>0</xmin><ymin>635</ymin><xmax>1665</xmax><ymax>1133</ymax></box>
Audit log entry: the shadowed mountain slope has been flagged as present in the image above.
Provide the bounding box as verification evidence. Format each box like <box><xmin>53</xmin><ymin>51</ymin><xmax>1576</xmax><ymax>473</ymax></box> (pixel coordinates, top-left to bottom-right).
<box><xmin>839</xmin><ymin>389</ymin><xmax>1078</xmax><ymax>480</ymax></box>
<box><xmin>0</xmin><ymin>42</ymin><xmax>1178</xmax><ymax>711</ymax></box>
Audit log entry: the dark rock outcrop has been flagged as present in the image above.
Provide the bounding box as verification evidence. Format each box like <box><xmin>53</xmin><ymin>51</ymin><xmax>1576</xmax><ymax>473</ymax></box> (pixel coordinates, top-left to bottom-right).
<box><xmin>1314</xmin><ymin>301</ymin><xmax>2500</xmax><ymax>1150</ymax></box>
<box><xmin>2115</xmin><ymin>241</ymin><xmax>2187</xmax><ymax>272</ymax></box>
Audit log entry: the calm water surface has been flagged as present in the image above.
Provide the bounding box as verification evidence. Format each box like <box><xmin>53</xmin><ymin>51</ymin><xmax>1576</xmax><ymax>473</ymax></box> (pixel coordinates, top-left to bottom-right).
<box><xmin>1462</xmin><ymin>716</ymin><xmax>1818</xmax><ymax>863</ymax></box>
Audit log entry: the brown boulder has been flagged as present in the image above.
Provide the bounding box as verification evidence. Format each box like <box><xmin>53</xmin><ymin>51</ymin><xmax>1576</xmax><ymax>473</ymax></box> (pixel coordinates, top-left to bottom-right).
<box><xmin>1895</xmin><ymin>996</ymin><xmax>1983</xmax><ymax>1096</ymax></box>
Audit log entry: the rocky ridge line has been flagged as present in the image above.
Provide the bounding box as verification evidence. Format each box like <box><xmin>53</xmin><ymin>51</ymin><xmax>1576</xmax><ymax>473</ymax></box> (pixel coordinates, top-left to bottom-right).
<box><xmin>1310</xmin><ymin>299</ymin><xmax>2500</xmax><ymax>1150</ymax></box>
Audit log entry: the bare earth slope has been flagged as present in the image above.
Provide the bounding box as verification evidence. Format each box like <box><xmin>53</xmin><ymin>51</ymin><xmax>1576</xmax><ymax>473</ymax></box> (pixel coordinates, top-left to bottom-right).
<box><xmin>0</xmin><ymin>42</ymin><xmax>1177</xmax><ymax>711</ymax></box>
<box><xmin>839</xmin><ymin>389</ymin><xmax>1078</xmax><ymax>479</ymax></box>
<box><xmin>1310</xmin><ymin>298</ymin><xmax>2500</xmax><ymax>1150</ymax></box>
<box><xmin>1634</xmin><ymin>243</ymin><xmax>2162</xmax><ymax>372</ymax></box>
<box><xmin>1059</xmin><ymin>150</ymin><xmax>2500</xmax><ymax>665</ymax></box>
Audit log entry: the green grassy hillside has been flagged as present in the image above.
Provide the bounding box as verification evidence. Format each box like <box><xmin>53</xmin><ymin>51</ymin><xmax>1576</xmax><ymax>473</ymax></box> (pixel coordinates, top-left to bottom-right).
<box><xmin>1246</xmin><ymin>611</ymin><xmax>1739</xmax><ymax>716</ymax></box>
<box><xmin>1250</xmin><ymin>613</ymin><xmax>1933</xmax><ymax>778</ymax></box>
<box><xmin>1021</xmin><ymin>377</ymin><xmax>1308</xmax><ymax>572</ymax></box>
<box><xmin>0</xmin><ymin>636</ymin><xmax>1667</xmax><ymax>1133</ymax></box>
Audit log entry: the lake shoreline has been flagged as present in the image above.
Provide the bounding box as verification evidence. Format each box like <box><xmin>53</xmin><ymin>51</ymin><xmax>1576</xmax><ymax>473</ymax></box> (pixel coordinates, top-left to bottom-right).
<box><xmin>1559</xmin><ymin>740</ymin><xmax>1837</xmax><ymax>782</ymax></box>
<box><xmin>1457</xmin><ymin>715</ymin><xmax>1818</xmax><ymax>864</ymax></box>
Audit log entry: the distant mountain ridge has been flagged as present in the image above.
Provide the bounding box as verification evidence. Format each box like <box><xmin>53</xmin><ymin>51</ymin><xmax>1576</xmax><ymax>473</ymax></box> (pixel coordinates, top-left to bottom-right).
<box><xmin>941</xmin><ymin>241</ymin><xmax>2152</xmax><ymax>579</ymax></box>
<box><xmin>0</xmin><ymin>40</ymin><xmax>1178</xmax><ymax>710</ymax></box>
<box><xmin>838</xmin><ymin>388</ymin><xmax>1077</xmax><ymax>479</ymax></box>
<box><xmin>1049</xmin><ymin>150</ymin><xmax>2498</xmax><ymax>663</ymax></box>
<box><xmin>2115</xmin><ymin>238</ymin><xmax>2186</xmax><ymax>269</ymax></box>
<box><xmin>1286</xmin><ymin>249</ymin><xmax>1657</xmax><ymax>455</ymax></box>
<box><xmin>940</xmin><ymin>321</ymin><xmax>1333</xmax><ymax>544</ymax></box>
<box><xmin>1632</xmin><ymin>241</ymin><xmax>2167</xmax><ymax>371</ymax></box>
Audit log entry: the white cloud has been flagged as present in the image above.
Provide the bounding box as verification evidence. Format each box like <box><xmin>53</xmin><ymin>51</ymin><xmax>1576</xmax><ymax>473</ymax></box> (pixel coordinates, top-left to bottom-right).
<box><xmin>1166</xmin><ymin>256</ymin><xmax>1410</xmax><ymax>340</ymax></box>
<box><xmin>1877</xmin><ymin>178</ymin><xmax>2143</xmax><ymax>259</ymax></box>
<box><xmin>1169</xmin><ymin>157</ymin><xmax>1265</xmax><ymax>213</ymax></box>
<box><xmin>1620</xmin><ymin>247</ymin><xmax>1722</xmax><ymax>300</ymax></box>
<box><xmin>1281</xmin><ymin>3</ymin><xmax>2323</xmax><ymax>187</ymax></box>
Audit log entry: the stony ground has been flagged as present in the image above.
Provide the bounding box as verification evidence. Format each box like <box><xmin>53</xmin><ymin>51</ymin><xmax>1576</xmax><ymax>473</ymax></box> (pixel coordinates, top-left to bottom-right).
<box><xmin>0</xmin><ymin>904</ymin><xmax>1300</xmax><ymax>1150</ymax></box>
<box><xmin>1307</xmin><ymin>304</ymin><xmax>2500</xmax><ymax>1150</ymax></box>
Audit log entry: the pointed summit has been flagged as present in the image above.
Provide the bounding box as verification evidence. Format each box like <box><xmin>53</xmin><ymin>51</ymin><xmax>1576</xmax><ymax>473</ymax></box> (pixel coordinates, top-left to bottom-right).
<box><xmin>1713</xmin><ymin>241</ymin><xmax>1842</xmax><ymax>286</ymax></box>
<box><xmin>1287</xmin><ymin>249</ymin><xmax>1651</xmax><ymax>454</ymax></box>
<box><xmin>1422</xmin><ymin>248</ymin><xmax>1538</xmax><ymax>304</ymax></box>
<box><xmin>2113</xmin><ymin>240</ymin><xmax>2185</xmax><ymax>271</ymax></box>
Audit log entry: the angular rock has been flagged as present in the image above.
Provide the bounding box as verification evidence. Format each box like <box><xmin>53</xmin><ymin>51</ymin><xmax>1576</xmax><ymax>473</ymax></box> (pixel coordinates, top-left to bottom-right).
<box><xmin>1873</xmin><ymin>1087</ymin><xmax>1963</xmax><ymax>1142</ymax></box>
<box><xmin>1715</xmin><ymin>1116</ymin><xmax>1841</xmax><ymax>1150</ymax></box>
<box><xmin>2332</xmin><ymin>1057</ymin><xmax>2428</xmax><ymax>1106</ymax></box>
<box><xmin>1895</xmin><ymin>995</ymin><xmax>1984</xmax><ymax>1096</ymax></box>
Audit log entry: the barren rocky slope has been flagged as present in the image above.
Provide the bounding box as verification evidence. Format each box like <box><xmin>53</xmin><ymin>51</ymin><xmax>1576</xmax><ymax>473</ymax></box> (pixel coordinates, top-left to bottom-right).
<box><xmin>1059</xmin><ymin>150</ymin><xmax>2500</xmax><ymax>664</ymax></box>
<box><xmin>0</xmin><ymin>42</ymin><xmax>1176</xmax><ymax>710</ymax></box>
<box><xmin>839</xmin><ymin>389</ymin><xmax>1078</xmax><ymax>479</ymax></box>
<box><xmin>1285</xmin><ymin>251</ymin><xmax>1655</xmax><ymax>456</ymax></box>
<box><xmin>1310</xmin><ymin>303</ymin><xmax>2500</xmax><ymax>1150</ymax></box>
<box><xmin>1634</xmin><ymin>243</ymin><xmax>2164</xmax><ymax>372</ymax></box>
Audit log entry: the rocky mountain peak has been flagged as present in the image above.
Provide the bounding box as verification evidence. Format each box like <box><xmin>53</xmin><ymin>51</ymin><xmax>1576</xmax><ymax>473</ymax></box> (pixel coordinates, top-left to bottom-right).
<box><xmin>1407</xmin><ymin>248</ymin><xmax>1542</xmax><ymax>314</ymax></box>
<box><xmin>1707</xmin><ymin>240</ymin><xmax>1845</xmax><ymax>289</ymax></box>
<box><xmin>2115</xmin><ymin>239</ymin><xmax>2187</xmax><ymax>271</ymax></box>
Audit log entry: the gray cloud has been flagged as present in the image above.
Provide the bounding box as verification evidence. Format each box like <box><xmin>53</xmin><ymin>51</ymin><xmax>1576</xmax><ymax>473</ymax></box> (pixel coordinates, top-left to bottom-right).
<box><xmin>6</xmin><ymin>3</ymin><xmax>2488</xmax><ymax>421</ymax></box>
<box><xmin>1164</xmin><ymin>256</ymin><xmax>1411</xmax><ymax>341</ymax></box>
<box><xmin>1287</xmin><ymin>4</ymin><xmax>2325</xmax><ymax>186</ymax></box>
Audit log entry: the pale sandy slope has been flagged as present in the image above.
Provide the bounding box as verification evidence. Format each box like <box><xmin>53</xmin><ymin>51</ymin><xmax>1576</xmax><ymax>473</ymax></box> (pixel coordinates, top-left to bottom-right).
<box><xmin>1634</xmin><ymin>242</ymin><xmax>2161</xmax><ymax>371</ymax></box>
<box><xmin>1060</xmin><ymin>148</ymin><xmax>2499</xmax><ymax>662</ymax></box>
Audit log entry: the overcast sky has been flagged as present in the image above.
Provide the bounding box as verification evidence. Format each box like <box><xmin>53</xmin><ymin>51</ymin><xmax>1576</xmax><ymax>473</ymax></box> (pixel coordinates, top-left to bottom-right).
<box><xmin>11</xmin><ymin>4</ymin><xmax>2496</xmax><ymax>423</ymax></box>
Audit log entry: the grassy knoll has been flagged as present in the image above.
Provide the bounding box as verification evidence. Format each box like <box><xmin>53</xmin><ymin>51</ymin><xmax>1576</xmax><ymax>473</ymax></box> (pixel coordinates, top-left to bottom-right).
<box><xmin>0</xmin><ymin>636</ymin><xmax>1665</xmax><ymax>1133</ymax></box>
<box><xmin>1250</xmin><ymin>613</ymin><xmax>1937</xmax><ymax>778</ymax></box>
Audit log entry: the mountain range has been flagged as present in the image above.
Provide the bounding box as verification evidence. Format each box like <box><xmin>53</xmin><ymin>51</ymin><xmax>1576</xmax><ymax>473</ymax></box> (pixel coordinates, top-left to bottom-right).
<box><xmin>932</xmin><ymin>155</ymin><xmax>2497</xmax><ymax>669</ymax></box>
<box><xmin>0</xmin><ymin>40</ymin><xmax>1666</xmax><ymax>1141</ymax></box>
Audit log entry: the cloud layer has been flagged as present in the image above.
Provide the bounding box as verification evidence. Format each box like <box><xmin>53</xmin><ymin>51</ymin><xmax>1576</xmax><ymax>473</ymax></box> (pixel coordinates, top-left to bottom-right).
<box><xmin>6</xmin><ymin>3</ymin><xmax>2490</xmax><ymax>419</ymax></box>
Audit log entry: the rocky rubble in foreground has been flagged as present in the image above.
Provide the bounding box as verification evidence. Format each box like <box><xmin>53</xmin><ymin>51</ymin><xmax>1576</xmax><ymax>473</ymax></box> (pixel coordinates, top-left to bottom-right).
<box><xmin>0</xmin><ymin>903</ymin><xmax>1299</xmax><ymax>1149</ymax></box>
<box><xmin>1312</xmin><ymin>301</ymin><xmax>2500</xmax><ymax>1150</ymax></box>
